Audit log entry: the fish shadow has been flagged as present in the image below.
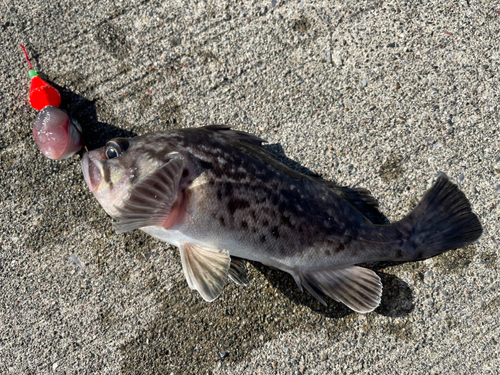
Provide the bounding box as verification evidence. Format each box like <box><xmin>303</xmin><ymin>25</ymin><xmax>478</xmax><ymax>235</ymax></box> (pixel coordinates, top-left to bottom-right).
<box><xmin>38</xmin><ymin>72</ymin><xmax>136</xmax><ymax>150</ymax></box>
<box><xmin>257</xmin><ymin>143</ymin><xmax>415</xmax><ymax>318</ymax></box>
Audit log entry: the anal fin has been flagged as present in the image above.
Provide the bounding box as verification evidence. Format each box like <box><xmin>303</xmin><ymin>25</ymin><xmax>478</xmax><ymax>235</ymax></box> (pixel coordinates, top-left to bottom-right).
<box><xmin>179</xmin><ymin>244</ymin><xmax>230</xmax><ymax>302</ymax></box>
<box><xmin>294</xmin><ymin>266</ymin><xmax>382</xmax><ymax>313</ymax></box>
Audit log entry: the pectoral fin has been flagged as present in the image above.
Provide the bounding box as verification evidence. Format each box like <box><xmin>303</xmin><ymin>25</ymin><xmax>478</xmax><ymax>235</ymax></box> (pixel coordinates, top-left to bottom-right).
<box><xmin>113</xmin><ymin>154</ymin><xmax>185</xmax><ymax>233</ymax></box>
<box><xmin>294</xmin><ymin>266</ymin><xmax>382</xmax><ymax>313</ymax></box>
<box><xmin>179</xmin><ymin>243</ymin><xmax>230</xmax><ymax>302</ymax></box>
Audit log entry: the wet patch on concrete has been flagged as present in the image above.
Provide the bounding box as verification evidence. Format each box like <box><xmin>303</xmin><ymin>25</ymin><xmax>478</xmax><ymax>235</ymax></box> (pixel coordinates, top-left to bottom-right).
<box><xmin>379</xmin><ymin>154</ymin><xmax>404</xmax><ymax>181</ymax></box>
<box><xmin>116</xmin><ymin>63</ymin><xmax>132</xmax><ymax>76</ymax></box>
<box><xmin>364</xmin><ymin>313</ymin><xmax>413</xmax><ymax>341</ymax></box>
<box><xmin>138</xmin><ymin>93</ymin><xmax>153</xmax><ymax>109</ymax></box>
<box><xmin>98</xmin><ymin>306</ymin><xmax>117</xmax><ymax>331</ymax></box>
<box><xmin>445</xmin><ymin>315</ymin><xmax>458</xmax><ymax>329</ymax></box>
<box><xmin>406</xmin><ymin>196</ymin><xmax>420</xmax><ymax>212</ymax></box>
<box><xmin>158</xmin><ymin>99</ymin><xmax>182</xmax><ymax>128</ymax></box>
<box><xmin>376</xmin><ymin>272</ymin><xmax>414</xmax><ymax>317</ymax></box>
<box><xmin>482</xmin><ymin>297</ymin><xmax>499</xmax><ymax>315</ymax></box>
<box><xmin>433</xmin><ymin>245</ymin><xmax>477</xmax><ymax>273</ymax></box>
<box><xmin>196</xmin><ymin>50</ymin><xmax>218</xmax><ymax>64</ymax></box>
<box><xmin>292</xmin><ymin>17</ymin><xmax>311</xmax><ymax>33</ymax></box>
<box><xmin>95</xmin><ymin>22</ymin><xmax>130</xmax><ymax>59</ymax></box>
<box><xmin>478</xmin><ymin>251</ymin><xmax>498</xmax><ymax>269</ymax></box>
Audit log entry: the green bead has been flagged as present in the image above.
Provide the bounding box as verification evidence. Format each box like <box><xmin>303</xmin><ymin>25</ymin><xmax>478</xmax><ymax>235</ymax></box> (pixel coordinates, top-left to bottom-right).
<box><xmin>28</xmin><ymin>69</ymin><xmax>38</xmax><ymax>78</ymax></box>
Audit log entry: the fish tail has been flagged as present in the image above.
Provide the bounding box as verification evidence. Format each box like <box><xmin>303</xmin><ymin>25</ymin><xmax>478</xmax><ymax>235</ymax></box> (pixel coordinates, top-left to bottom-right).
<box><xmin>397</xmin><ymin>174</ymin><xmax>482</xmax><ymax>261</ymax></box>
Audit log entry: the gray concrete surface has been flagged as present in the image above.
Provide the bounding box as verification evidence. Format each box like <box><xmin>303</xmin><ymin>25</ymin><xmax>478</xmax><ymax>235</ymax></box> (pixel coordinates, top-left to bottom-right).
<box><xmin>1</xmin><ymin>0</ymin><xmax>499</xmax><ymax>373</ymax></box>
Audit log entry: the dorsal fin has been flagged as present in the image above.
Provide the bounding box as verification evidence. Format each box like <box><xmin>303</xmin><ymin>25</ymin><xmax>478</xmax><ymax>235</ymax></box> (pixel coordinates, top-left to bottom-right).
<box><xmin>202</xmin><ymin>126</ymin><xmax>315</xmax><ymax>182</ymax></box>
<box><xmin>202</xmin><ymin>126</ymin><xmax>387</xmax><ymax>223</ymax></box>
<box><xmin>203</xmin><ymin>125</ymin><xmax>266</xmax><ymax>146</ymax></box>
<box><xmin>328</xmin><ymin>185</ymin><xmax>389</xmax><ymax>225</ymax></box>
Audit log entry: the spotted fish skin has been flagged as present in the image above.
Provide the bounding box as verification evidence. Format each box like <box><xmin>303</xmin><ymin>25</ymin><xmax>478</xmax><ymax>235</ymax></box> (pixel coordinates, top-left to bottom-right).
<box><xmin>82</xmin><ymin>126</ymin><xmax>482</xmax><ymax>313</ymax></box>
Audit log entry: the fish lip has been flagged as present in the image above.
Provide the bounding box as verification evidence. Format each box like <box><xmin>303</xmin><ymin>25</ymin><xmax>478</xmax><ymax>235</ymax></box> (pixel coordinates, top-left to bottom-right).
<box><xmin>81</xmin><ymin>152</ymin><xmax>103</xmax><ymax>192</ymax></box>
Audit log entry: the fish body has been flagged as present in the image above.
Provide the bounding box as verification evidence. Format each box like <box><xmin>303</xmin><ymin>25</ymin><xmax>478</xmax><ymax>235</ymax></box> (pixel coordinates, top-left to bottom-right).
<box><xmin>82</xmin><ymin>126</ymin><xmax>482</xmax><ymax>313</ymax></box>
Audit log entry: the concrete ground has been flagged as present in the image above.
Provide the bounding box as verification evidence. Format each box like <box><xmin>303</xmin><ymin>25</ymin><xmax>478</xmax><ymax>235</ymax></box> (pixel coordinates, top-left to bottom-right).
<box><xmin>1</xmin><ymin>0</ymin><xmax>499</xmax><ymax>374</ymax></box>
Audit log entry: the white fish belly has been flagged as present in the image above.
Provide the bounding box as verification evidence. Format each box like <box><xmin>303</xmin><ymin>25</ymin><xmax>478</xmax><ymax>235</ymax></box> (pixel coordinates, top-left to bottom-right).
<box><xmin>140</xmin><ymin>225</ymin><xmax>290</xmax><ymax>269</ymax></box>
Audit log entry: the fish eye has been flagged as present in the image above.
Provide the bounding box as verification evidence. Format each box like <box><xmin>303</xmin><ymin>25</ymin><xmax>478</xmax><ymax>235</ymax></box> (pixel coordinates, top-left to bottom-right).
<box><xmin>105</xmin><ymin>138</ymin><xmax>130</xmax><ymax>159</ymax></box>
<box><xmin>106</xmin><ymin>147</ymin><xmax>119</xmax><ymax>159</ymax></box>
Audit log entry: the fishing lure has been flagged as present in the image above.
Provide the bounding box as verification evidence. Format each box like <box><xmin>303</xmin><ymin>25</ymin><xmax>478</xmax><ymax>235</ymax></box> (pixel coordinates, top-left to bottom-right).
<box><xmin>33</xmin><ymin>105</ymin><xmax>84</xmax><ymax>160</ymax></box>
<box><xmin>21</xmin><ymin>44</ymin><xmax>84</xmax><ymax>160</ymax></box>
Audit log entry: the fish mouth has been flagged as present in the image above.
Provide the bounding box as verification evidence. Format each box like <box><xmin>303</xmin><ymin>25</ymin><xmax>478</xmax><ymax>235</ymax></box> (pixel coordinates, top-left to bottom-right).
<box><xmin>81</xmin><ymin>152</ymin><xmax>103</xmax><ymax>192</ymax></box>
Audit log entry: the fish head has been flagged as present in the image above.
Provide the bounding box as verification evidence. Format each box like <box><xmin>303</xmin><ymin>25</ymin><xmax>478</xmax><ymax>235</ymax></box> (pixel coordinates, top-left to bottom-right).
<box><xmin>81</xmin><ymin>134</ymin><xmax>179</xmax><ymax>218</ymax></box>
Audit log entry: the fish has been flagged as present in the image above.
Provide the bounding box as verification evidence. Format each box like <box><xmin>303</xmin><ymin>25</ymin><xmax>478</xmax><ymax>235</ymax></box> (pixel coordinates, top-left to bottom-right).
<box><xmin>81</xmin><ymin>126</ymin><xmax>482</xmax><ymax>313</ymax></box>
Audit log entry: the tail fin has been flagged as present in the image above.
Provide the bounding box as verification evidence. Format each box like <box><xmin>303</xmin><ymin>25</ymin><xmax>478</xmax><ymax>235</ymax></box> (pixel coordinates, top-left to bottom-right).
<box><xmin>398</xmin><ymin>174</ymin><xmax>482</xmax><ymax>260</ymax></box>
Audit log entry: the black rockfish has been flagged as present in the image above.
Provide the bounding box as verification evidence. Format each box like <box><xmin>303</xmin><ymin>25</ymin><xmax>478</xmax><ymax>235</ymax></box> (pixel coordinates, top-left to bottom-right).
<box><xmin>81</xmin><ymin>126</ymin><xmax>482</xmax><ymax>313</ymax></box>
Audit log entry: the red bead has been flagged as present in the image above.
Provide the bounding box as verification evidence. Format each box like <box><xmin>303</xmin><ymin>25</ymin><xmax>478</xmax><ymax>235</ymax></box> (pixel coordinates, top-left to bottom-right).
<box><xmin>29</xmin><ymin>76</ymin><xmax>61</xmax><ymax>111</ymax></box>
